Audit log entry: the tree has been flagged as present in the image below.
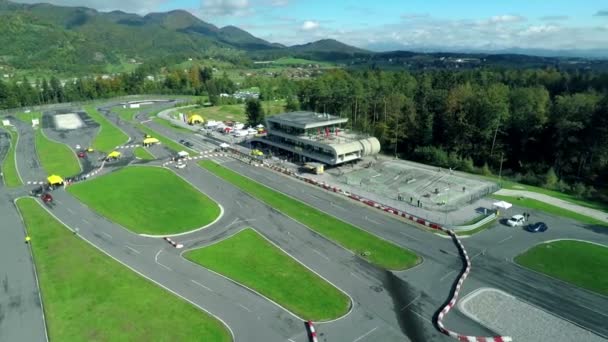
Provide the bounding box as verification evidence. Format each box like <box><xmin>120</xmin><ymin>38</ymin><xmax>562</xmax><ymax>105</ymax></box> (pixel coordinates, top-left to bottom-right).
<box><xmin>544</xmin><ymin>167</ymin><xmax>558</xmax><ymax>189</ymax></box>
<box><xmin>246</xmin><ymin>99</ymin><xmax>265</xmax><ymax>127</ymax></box>
<box><xmin>285</xmin><ymin>96</ymin><xmax>300</xmax><ymax>112</ymax></box>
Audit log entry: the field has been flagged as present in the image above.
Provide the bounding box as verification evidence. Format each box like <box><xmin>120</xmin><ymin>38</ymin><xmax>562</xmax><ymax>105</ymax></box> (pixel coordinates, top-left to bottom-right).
<box><xmin>189</xmin><ymin>100</ymin><xmax>285</xmax><ymax>123</ymax></box>
<box><xmin>185</xmin><ymin>228</ymin><xmax>350</xmax><ymax>320</ymax></box>
<box><xmin>515</xmin><ymin>240</ymin><xmax>608</xmax><ymax>296</ymax></box>
<box><xmin>114</xmin><ymin>107</ymin><xmax>141</xmax><ymax>122</ymax></box>
<box><xmin>199</xmin><ymin>160</ymin><xmax>420</xmax><ymax>270</ymax></box>
<box><xmin>153</xmin><ymin>117</ymin><xmax>194</xmax><ymax>133</ymax></box>
<box><xmin>1</xmin><ymin>127</ymin><xmax>21</xmax><ymax>187</ymax></box>
<box><xmin>15</xmin><ymin>197</ymin><xmax>231</xmax><ymax>342</ymax></box>
<box><xmin>135</xmin><ymin>123</ymin><xmax>197</xmax><ymax>155</ymax></box>
<box><xmin>84</xmin><ymin>105</ymin><xmax>129</xmax><ymax>152</ymax></box>
<box><xmin>492</xmin><ymin>195</ymin><xmax>607</xmax><ymax>227</ymax></box>
<box><xmin>67</xmin><ymin>166</ymin><xmax>220</xmax><ymax>235</ymax></box>
<box><xmin>272</xmin><ymin>57</ymin><xmax>335</xmax><ymax>67</ymax></box>
<box><xmin>133</xmin><ymin>146</ymin><xmax>155</xmax><ymax>160</ymax></box>
<box><xmin>35</xmin><ymin>128</ymin><xmax>80</xmax><ymax>177</ymax></box>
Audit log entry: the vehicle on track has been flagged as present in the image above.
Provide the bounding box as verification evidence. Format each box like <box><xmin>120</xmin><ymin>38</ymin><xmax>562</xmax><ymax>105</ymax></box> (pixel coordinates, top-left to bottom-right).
<box><xmin>506</xmin><ymin>214</ymin><xmax>526</xmax><ymax>227</ymax></box>
<box><xmin>525</xmin><ymin>222</ymin><xmax>548</xmax><ymax>233</ymax></box>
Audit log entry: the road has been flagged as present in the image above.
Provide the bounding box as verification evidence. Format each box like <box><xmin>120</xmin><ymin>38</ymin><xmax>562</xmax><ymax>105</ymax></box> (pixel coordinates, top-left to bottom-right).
<box><xmin>1</xmin><ymin>98</ymin><xmax>607</xmax><ymax>342</ymax></box>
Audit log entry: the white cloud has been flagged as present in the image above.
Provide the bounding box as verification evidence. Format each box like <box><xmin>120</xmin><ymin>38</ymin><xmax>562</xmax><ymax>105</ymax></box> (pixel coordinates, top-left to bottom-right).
<box><xmin>301</xmin><ymin>20</ymin><xmax>319</xmax><ymax>31</ymax></box>
<box><xmin>11</xmin><ymin>0</ymin><xmax>168</xmax><ymax>14</ymax></box>
<box><xmin>489</xmin><ymin>14</ymin><xmax>525</xmax><ymax>23</ymax></box>
<box><xmin>201</xmin><ymin>0</ymin><xmax>251</xmax><ymax>16</ymax></box>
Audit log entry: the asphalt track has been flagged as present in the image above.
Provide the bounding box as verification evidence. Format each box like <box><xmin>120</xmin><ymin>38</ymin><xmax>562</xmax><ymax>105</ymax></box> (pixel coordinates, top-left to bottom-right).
<box><xmin>1</xmin><ymin>99</ymin><xmax>607</xmax><ymax>342</ymax></box>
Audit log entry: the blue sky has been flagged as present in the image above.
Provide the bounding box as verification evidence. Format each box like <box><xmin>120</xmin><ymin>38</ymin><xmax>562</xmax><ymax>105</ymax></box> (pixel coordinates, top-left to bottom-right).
<box><xmin>13</xmin><ymin>0</ymin><xmax>608</xmax><ymax>50</ymax></box>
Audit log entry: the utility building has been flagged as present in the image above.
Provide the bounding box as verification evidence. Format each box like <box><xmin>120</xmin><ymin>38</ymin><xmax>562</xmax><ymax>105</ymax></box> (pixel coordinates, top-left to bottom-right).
<box><xmin>256</xmin><ymin>111</ymin><xmax>380</xmax><ymax>166</ymax></box>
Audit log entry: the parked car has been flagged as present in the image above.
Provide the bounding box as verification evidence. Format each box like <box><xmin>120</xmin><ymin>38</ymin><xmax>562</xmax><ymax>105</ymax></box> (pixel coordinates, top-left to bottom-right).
<box><xmin>525</xmin><ymin>222</ymin><xmax>548</xmax><ymax>233</ymax></box>
<box><xmin>506</xmin><ymin>214</ymin><xmax>526</xmax><ymax>227</ymax></box>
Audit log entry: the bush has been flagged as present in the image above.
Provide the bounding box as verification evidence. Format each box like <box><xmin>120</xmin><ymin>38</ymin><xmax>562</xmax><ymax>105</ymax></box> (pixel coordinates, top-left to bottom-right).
<box><xmin>413</xmin><ymin>146</ymin><xmax>449</xmax><ymax>167</ymax></box>
<box><xmin>544</xmin><ymin>167</ymin><xmax>558</xmax><ymax>189</ymax></box>
<box><xmin>557</xmin><ymin>179</ymin><xmax>570</xmax><ymax>193</ymax></box>
<box><xmin>572</xmin><ymin>182</ymin><xmax>587</xmax><ymax>197</ymax></box>
<box><xmin>481</xmin><ymin>163</ymin><xmax>492</xmax><ymax>176</ymax></box>
<box><xmin>522</xmin><ymin>170</ymin><xmax>541</xmax><ymax>186</ymax></box>
<box><xmin>460</xmin><ymin>157</ymin><xmax>475</xmax><ymax>173</ymax></box>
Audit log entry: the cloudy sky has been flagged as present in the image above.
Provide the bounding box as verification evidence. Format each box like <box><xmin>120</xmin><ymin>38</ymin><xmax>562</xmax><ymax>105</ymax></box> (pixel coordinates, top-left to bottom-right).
<box><xmin>12</xmin><ymin>0</ymin><xmax>608</xmax><ymax>51</ymax></box>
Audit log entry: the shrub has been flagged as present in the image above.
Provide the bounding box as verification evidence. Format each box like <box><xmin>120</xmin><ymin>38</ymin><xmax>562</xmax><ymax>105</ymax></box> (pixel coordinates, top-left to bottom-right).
<box><xmin>481</xmin><ymin>163</ymin><xmax>492</xmax><ymax>176</ymax></box>
<box><xmin>414</xmin><ymin>146</ymin><xmax>449</xmax><ymax>167</ymax></box>
<box><xmin>544</xmin><ymin>167</ymin><xmax>558</xmax><ymax>189</ymax></box>
<box><xmin>572</xmin><ymin>182</ymin><xmax>587</xmax><ymax>197</ymax></box>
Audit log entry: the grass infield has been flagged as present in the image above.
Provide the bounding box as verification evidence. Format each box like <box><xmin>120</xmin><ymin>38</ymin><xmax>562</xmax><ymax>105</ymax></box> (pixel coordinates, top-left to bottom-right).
<box><xmin>133</xmin><ymin>146</ymin><xmax>155</xmax><ymax>160</ymax></box>
<box><xmin>15</xmin><ymin>197</ymin><xmax>231</xmax><ymax>342</ymax></box>
<box><xmin>68</xmin><ymin>166</ymin><xmax>220</xmax><ymax>235</ymax></box>
<box><xmin>35</xmin><ymin>128</ymin><xmax>80</xmax><ymax>177</ymax></box>
<box><xmin>198</xmin><ymin>160</ymin><xmax>420</xmax><ymax>270</ymax></box>
<box><xmin>84</xmin><ymin>105</ymin><xmax>129</xmax><ymax>152</ymax></box>
<box><xmin>185</xmin><ymin>228</ymin><xmax>350</xmax><ymax>321</ymax></box>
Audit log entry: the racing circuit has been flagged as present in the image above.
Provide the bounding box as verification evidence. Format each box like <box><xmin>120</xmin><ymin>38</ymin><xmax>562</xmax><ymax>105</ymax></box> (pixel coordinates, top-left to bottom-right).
<box><xmin>1</xmin><ymin>97</ymin><xmax>608</xmax><ymax>342</ymax></box>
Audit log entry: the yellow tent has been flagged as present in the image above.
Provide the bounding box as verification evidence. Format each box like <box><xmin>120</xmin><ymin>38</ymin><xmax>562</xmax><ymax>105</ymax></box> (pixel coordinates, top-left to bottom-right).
<box><xmin>187</xmin><ymin>114</ymin><xmax>204</xmax><ymax>125</ymax></box>
<box><xmin>47</xmin><ymin>175</ymin><xmax>64</xmax><ymax>185</ymax></box>
<box><xmin>143</xmin><ymin>137</ymin><xmax>160</xmax><ymax>145</ymax></box>
<box><xmin>107</xmin><ymin>151</ymin><xmax>121</xmax><ymax>159</ymax></box>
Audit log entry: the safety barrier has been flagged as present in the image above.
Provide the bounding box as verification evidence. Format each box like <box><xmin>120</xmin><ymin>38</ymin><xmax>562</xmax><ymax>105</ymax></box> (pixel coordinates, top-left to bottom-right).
<box><xmin>307</xmin><ymin>321</ymin><xmax>318</xmax><ymax>342</ymax></box>
<box><xmin>163</xmin><ymin>237</ymin><xmax>183</xmax><ymax>249</ymax></box>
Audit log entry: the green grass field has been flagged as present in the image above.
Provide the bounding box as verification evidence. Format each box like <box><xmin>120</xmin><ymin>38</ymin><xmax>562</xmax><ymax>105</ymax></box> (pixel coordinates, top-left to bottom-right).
<box><xmin>185</xmin><ymin>228</ymin><xmax>350</xmax><ymax>320</ymax></box>
<box><xmin>35</xmin><ymin>128</ymin><xmax>80</xmax><ymax>177</ymax></box>
<box><xmin>15</xmin><ymin>197</ymin><xmax>231</xmax><ymax>342</ymax></box>
<box><xmin>13</xmin><ymin>111</ymin><xmax>40</xmax><ymax>123</ymax></box>
<box><xmin>189</xmin><ymin>100</ymin><xmax>285</xmax><ymax>123</ymax></box>
<box><xmin>199</xmin><ymin>160</ymin><xmax>419</xmax><ymax>270</ymax></box>
<box><xmin>515</xmin><ymin>240</ymin><xmax>608</xmax><ymax>296</ymax></box>
<box><xmin>133</xmin><ymin>146</ymin><xmax>155</xmax><ymax>160</ymax></box>
<box><xmin>1</xmin><ymin>127</ymin><xmax>22</xmax><ymax>187</ymax></box>
<box><xmin>135</xmin><ymin>123</ymin><xmax>197</xmax><ymax>155</ymax></box>
<box><xmin>114</xmin><ymin>107</ymin><xmax>141</xmax><ymax>122</ymax></box>
<box><xmin>68</xmin><ymin>166</ymin><xmax>220</xmax><ymax>235</ymax></box>
<box><xmin>272</xmin><ymin>57</ymin><xmax>334</xmax><ymax>67</ymax></box>
<box><xmin>492</xmin><ymin>195</ymin><xmax>607</xmax><ymax>227</ymax></box>
<box><xmin>84</xmin><ymin>105</ymin><xmax>129</xmax><ymax>152</ymax></box>
<box><xmin>153</xmin><ymin>117</ymin><xmax>194</xmax><ymax>134</ymax></box>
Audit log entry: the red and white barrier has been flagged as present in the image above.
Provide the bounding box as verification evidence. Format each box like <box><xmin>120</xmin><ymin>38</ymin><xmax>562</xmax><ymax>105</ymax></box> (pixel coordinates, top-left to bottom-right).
<box><xmin>163</xmin><ymin>237</ymin><xmax>184</xmax><ymax>249</ymax></box>
<box><xmin>307</xmin><ymin>320</ymin><xmax>318</xmax><ymax>342</ymax></box>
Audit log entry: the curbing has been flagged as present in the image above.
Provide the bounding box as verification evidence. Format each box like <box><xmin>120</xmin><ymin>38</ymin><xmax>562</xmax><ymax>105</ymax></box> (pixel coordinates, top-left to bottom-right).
<box><xmin>180</xmin><ymin>227</ymin><xmax>354</xmax><ymax>323</ymax></box>
<box><xmin>24</xmin><ymin>196</ymin><xmax>236</xmax><ymax>341</ymax></box>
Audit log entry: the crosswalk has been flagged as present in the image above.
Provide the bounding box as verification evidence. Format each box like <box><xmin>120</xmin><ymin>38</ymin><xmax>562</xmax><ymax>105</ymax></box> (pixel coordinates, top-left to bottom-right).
<box><xmin>161</xmin><ymin>152</ymin><xmax>231</xmax><ymax>167</ymax></box>
<box><xmin>115</xmin><ymin>144</ymin><xmax>142</xmax><ymax>149</ymax></box>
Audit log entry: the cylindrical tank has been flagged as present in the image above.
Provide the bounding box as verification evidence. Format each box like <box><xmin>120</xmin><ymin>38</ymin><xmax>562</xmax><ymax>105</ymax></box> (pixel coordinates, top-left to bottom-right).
<box><xmin>358</xmin><ymin>137</ymin><xmax>381</xmax><ymax>156</ymax></box>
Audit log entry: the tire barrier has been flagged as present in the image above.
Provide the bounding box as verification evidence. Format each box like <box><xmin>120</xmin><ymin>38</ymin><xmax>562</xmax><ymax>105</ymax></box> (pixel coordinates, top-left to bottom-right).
<box><xmin>163</xmin><ymin>237</ymin><xmax>183</xmax><ymax>249</ymax></box>
<box><xmin>306</xmin><ymin>321</ymin><xmax>319</xmax><ymax>342</ymax></box>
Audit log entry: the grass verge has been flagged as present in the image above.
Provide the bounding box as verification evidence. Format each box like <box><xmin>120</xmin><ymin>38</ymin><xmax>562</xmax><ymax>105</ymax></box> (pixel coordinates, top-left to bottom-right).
<box><xmin>135</xmin><ymin>123</ymin><xmax>197</xmax><ymax>155</ymax></box>
<box><xmin>15</xmin><ymin>197</ymin><xmax>231</xmax><ymax>341</ymax></box>
<box><xmin>492</xmin><ymin>195</ymin><xmax>607</xmax><ymax>227</ymax></box>
<box><xmin>185</xmin><ymin>228</ymin><xmax>350</xmax><ymax>320</ymax></box>
<box><xmin>68</xmin><ymin>166</ymin><xmax>220</xmax><ymax>235</ymax></box>
<box><xmin>35</xmin><ymin>128</ymin><xmax>80</xmax><ymax>177</ymax></box>
<box><xmin>1</xmin><ymin>127</ymin><xmax>22</xmax><ymax>187</ymax></box>
<box><xmin>199</xmin><ymin>160</ymin><xmax>419</xmax><ymax>270</ymax></box>
<box><xmin>114</xmin><ymin>107</ymin><xmax>140</xmax><ymax>122</ymax></box>
<box><xmin>133</xmin><ymin>146</ymin><xmax>155</xmax><ymax>160</ymax></box>
<box><xmin>515</xmin><ymin>240</ymin><xmax>608</xmax><ymax>296</ymax></box>
<box><xmin>84</xmin><ymin>105</ymin><xmax>129</xmax><ymax>152</ymax></box>
<box><xmin>153</xmin><ymin>117</ymin><xmax>195</xmax><ymax>133</ymax></box>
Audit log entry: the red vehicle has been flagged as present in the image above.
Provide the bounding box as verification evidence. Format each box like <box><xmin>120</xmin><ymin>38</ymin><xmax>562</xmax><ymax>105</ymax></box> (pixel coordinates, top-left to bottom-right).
<box><xmin>41</xmin><ymin>193</ymin><xmax>53</xmax><ymax>203</ymax></box>
<box><xmin>77</xmin><ymin>151</ymin><xmax>86</xmax><ymax>158</ymax></box>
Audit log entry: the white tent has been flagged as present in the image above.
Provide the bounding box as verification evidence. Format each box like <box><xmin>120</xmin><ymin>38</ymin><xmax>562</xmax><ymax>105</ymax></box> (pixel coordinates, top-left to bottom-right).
<box><xmin>177</xmin><ymin>151</ymin><xmax>189</xmax><ymax>158</ymax></box>
<box><xmin>492</xmin><ymin>201</ymin><xmax>512</xmax><ymax>210</ymax></box>
<box><xmin>219</xmin><ymin>142</ymin><xmax>230</xmax><ymax>148</ymax></box>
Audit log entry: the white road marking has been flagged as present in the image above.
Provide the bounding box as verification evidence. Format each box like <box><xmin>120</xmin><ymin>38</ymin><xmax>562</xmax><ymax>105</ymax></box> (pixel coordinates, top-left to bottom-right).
<box><xmin>400</xmin><ymin>294</ymin><xmax>421</xmax><ymax>311</ymax></box>
<box><xmin>312</xmin><ymin>248</ymin><xmax>330</xmax><ymax>261</ymax></box>
<box><xmin>409</xmin><ymin>309</ymin><xmax>433</xmax><ymax>324</ymax></box>
<box><xmin>352</xmin><ymin>327</ymin><xmax>377</xmax><ymax>342</ymax></box>
<box><xmin>238</xmin><ymin>303</ymin><xmax>252</xmax><ymax>312</ymax></box>
<box><xmin>191</xmin><ymin>279</ymin><xmax>213</xmax><ymax>291</ymax></box>
<box><xmin>471</xmin><ymin>249</ymin><xmax>487</xmax><ymax>261</ymax></box>
<box><xmin>330</xmin><ymin>202</ymin><xmax>345</xmax><ymax>210</ymax></box>
<box><xmin>82</xmin><ymin>219</ymin><xmax>91</xmax><ymax>225</ymax></box>
<box><xmin>498</xmin><ymin>235</ymin><xmax>513</xmax><ymax>244</ymax></box>
<box><xmin>288</xmin><ymin>339</ymin><xmax>296</xmax><ymax>342</ymax></box>
<box><xmin>236</xmin><ymin>200</ymin><xmax>243</xmax><ymax>209</ymax></box>
<box><xmin>154</xmin><ymin>250</ymin><xmax>172</xmax><ymax>271</ymax></box>
<box><xmin>365</xmin><ymin>216</ymin><xmax>381</xmax><ymax>225</ymax></box>
<box><xmin>65</xmin><ymin>208</ymin><xmax>75</xmax><ymax>214</ymax></box>
<box><xmin>101</xmin><ymin>232</ymin><xmax>112</xmax><ymax>239</ymax></box>
<box><xmin>125</xmin><ymin>245</ymin><xmax>141</xmax><ymax>254</ymax></box>
<box><xmin>350</xmin><ymin>272</ymin><xmax>365</xmax><ymax>282</ymax></box>
<box><xmin>439</xmin><ymin>270</ymin><xmax>456</xmax><ymax>282</ymax></box>
<box><xmin>399</xmin><ymin>231</ymin><xmax>420</xmax><ymax>241</ymax></box>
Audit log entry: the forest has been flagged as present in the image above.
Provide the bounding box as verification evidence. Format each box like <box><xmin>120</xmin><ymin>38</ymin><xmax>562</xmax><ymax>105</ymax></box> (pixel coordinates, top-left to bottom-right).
<box><xmin>1</xmin><ymin>66</ymin><xmax>607</xmax><ymax>200</ymax></box>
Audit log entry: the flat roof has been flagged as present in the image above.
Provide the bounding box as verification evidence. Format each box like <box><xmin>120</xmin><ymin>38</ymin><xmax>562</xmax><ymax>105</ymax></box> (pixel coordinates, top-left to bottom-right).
<box><xmin>268</xmin><ymin>111</ymin><xmax>347</xmax><ymax>129</ymax></box>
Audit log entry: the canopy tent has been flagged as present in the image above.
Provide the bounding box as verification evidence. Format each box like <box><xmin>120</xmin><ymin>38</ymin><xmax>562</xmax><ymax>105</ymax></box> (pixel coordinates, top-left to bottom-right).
<box><xmin>219</xmin><ymin>142</ymin><xmax>230</xmax><ymax>148</ymax></box>
<box><xmin>107</xmin><ymin>151</ymin><xmax>121</xmax><ymax>159</ymax></box>
<box><xmin>143</xmin><ymin>137</ymin><xmax>160</xmax><ymax>145</ymax></box>
<box><xmin>187</xmin><ymin>114</ymin><xmax>204</xmax><ymax>125</ymax></box>
<box><xmin>177</xmin><ymin>151</ymin><xmax>189</xmax><ymax>158</ymax></box>
<box><xmin>47</xmin><ymin>175</ymin><xmax>64</xmax><ymax>185</ymax></box>
<box><xmin>492</xmin><ymin>201</ymin><xmax>512</xmax><ymax>210</ymax></box>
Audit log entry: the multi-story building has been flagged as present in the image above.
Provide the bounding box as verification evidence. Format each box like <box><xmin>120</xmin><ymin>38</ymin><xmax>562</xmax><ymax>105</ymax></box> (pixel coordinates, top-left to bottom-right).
<box><xmin>255</xmin><ymin>111</ymin><xmax>380</xmax><ymax>166</ymax></box>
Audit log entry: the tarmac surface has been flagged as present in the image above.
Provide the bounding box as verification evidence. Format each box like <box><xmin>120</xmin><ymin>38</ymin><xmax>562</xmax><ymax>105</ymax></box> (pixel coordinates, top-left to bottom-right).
<box><xmin>1</xmin><ymin>99</ymin><xmax>607</xmax><ymax>342</ymax></box>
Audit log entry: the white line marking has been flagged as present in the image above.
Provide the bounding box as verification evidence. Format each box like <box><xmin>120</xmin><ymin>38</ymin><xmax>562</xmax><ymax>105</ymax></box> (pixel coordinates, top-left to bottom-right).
<box><xmin>409</xmin><ymin>309</ymin><xmax>433</xmax><ymax>324</ymax></box>
<box><xmin>312</xmin><ymin>248</ymin><xmax>330</xmax><ymax>261</ymax></box>
<box><xmin>352</xmin><ymin>327</ymin><xmax>377</xmax><ymax>342</ymax></box>
<box><xmin>440</xmin><ymin>270</ymin><xmax>456</xmax><ymax>282</ymax></box>
<box><xmin>365</xmin><ymin>216</ymin><xmax>381</xmax><ymax>225</ymax></box>
<box><xmin>288</xmin><ymin>339</ymin><xmax>296</xmax><ymax>342</ymax></box>
<box><xmin>154</xmin><ymin>250</ymin><xmax>172</xmax><ymax>271</ymax></box>
<box><xmin>191</xmin><ymin>279</ymin><xmax>213</xmax><ymax>291</ymax></box>
<box><xmin>101</xmin><ymin>232</ymin><xmax>112</xmax><ymax>239</ymax></box>
<box><xmin>498</xmin><ymin>235</ymin><xmax>513</xmax><ymax>244</ymax></box>
<box><xmin>82</xmin><ymin>219</ymin><xmax>91</xmax><ymax>225</ymax></box>
<box><xmin>125</xmin><ymin>245</ymin><xmax>141</xmax><ymax>254</ymax></box>
<box><xmin>400</xmin><ymin>294</ymin><xmax>421</xmax><ymax>311</ymax></box>
<box><xmin>330</xmin><ymin>202</ymin><xmax>345</xmax><ymax>210</ymax></box>
<box><xmin>350</xmin><ymin>272</ymin><xmax>365</xmax><ymax>282</ymax></box>
<box><xmin>238</xmin><ymin>303</ymin><xmax>252</xmax><ymax>312</ymax></box>
<box><xmin>236</xmin><ymin>200</ymin><xmax>243</xmax><ymax>208</ymax></box>
<box><xmin>399</xmin><ymin>231</ymin><xmax>420</xmax><ymax>241</ymax></box>
<box><xmin>471</xmin><ymin>249</ymin><xmax>487</xmax><ymax>261</ymax></box>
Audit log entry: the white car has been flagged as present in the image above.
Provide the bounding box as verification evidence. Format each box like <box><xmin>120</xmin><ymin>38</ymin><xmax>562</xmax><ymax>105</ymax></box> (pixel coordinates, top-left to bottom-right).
<box><xmin>506</xmin><ymin>214</ymin><xmax>525</xmax><ymax>227</ymax></box>
<box><xmin>174</xmin><ymin>163</ymin><xmax>186</xmax><ymax>169</ymax></box>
